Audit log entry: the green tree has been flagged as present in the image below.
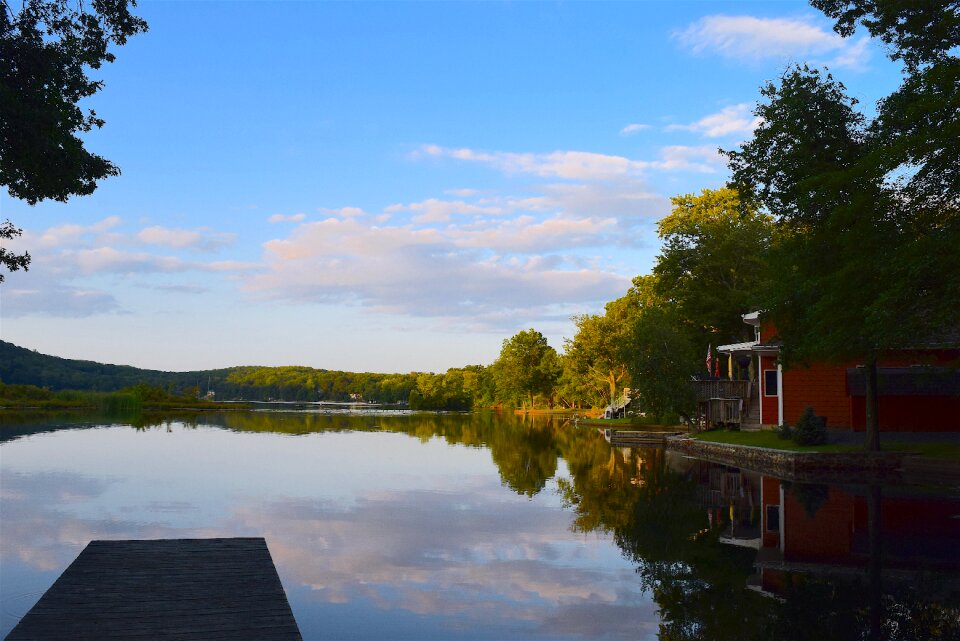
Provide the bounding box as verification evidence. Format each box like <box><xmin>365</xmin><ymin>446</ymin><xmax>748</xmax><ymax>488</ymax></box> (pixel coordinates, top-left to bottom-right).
<box><xmin>563</xmin><ymin>294</ymin><xmax>637</xmax><ymax>409</ymax></box>
<box><xmin>1</xmin><ymin>0</ymin><xmax>147</xmax><ymax>281</ymax></box>
<box><xmin>653</xmin><ymin>188</ymin><xmax>773</xmax><ymax>344</ymax></box>
<box><xmin>623</xmin><ymin>304</ymin><xmax>697</xmax><ymax>422</ymax></box>
<box><xmin>726</xmin><ymin>65</ymin><xmax>893</xmax><ymax>450</ymax></box>
<box><xmin>728</xmin><ymin>0</ymin><xmax>960</xmax><ymax>448</ymax></box>
<box><xmin>492</xmin><ymin>329</ymin><xmax>560</xmax><ymax>409</ymax></box>
<box><xmin>0</xmin><ymin>220</ymin><xmax>29</xmax><ymax>283</ymax></box>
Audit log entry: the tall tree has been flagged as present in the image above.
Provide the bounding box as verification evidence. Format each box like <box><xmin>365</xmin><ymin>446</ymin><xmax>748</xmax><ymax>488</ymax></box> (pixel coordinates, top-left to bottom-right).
<box><xmin>492</xmin><ymin>329</ymin><xmax>560</xmax><ymax>409</ymax></box>
<box><xmin>653</xmin><ymin>187</ymin><xmax>773</xmax><ymax>344</ymax></box>
<box><xmin>0</xmin><ymin>0</ymin><xmax>147</xmax><ymax>281</ymax></box>
<box><xmin>728</xmin><ymin>0</ymin><xmax>960</xmax><ymax>449</ymax></box>
<box><xmin>727</xmin><ymin>65</ymin><xmax>895</xmax><ymax>449</ymax></box>
<box><xmin>563</xmin><ymin>293</ymin><xmax>638</xmax><ymax>408</ymax></box>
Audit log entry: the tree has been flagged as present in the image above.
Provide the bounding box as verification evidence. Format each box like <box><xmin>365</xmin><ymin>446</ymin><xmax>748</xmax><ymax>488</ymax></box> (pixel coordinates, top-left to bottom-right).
<box><xmin>563</xmin><ymin>293</ymin><xmax>638</xmax><ymax>408</ymax></box>
<box><xmin>727</xmin><ymin>1</ymin><xmax>960</xmax><ymax>449</ymax></box>
<box><xmin>653</xmin><ymin>187</ymin><xmax>773</xmax><ymax>344</ymax></box>
<box><xmin>491</xmin><ymin>329</ymin><xmax>560</xmax><ymax>409</ymax></box>
<box><xmin>624</xmin><ymin>306</ymin><xmax>697</xmax><ymax>422</ymax></box>
<box><xmin>0</xmin><ymin>0</ymin><xmax>147</xmax><ymax>280</ymax></box>
<box><xmin>812</xmin><ymin>1</ymin><xmax>959</xmax><ymax>72</ymax></box>
<box><xmin>727</xmin><ymin>65</ymin><xmax>895</xmax><ymax>450</ymax></box>
<box><xmin>0</xmin><ymin>219</ymin><xmax>29</xmax><ymax>283</ymax></box>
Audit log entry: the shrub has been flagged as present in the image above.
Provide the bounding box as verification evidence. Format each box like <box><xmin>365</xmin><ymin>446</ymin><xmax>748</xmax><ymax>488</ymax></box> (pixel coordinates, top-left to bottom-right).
<box><xmin>792</xmin><ymin>406</ymin><xmax>827</xmax><ymax>446</ymax></box>
<box><xmin>776</xmin><ymin>422</ymin><xmax>793</xmax><ymax>440</ymax></box>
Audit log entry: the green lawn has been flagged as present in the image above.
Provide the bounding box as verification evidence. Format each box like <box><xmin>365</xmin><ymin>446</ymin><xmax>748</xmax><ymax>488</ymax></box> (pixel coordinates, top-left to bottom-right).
<box><xmin>692</xmin><ymin>430</ymin><xmax>858</xmax><ymax>452</ymax></box>
<box><xmin>880</xmin><ymin>441</ymin><xmax>960</xmax><ymax>462</ymax></box>
<box><xmin>691</xmin><ymin>430</ymin><xmax>960</xmax><ymax>460</ymax></box>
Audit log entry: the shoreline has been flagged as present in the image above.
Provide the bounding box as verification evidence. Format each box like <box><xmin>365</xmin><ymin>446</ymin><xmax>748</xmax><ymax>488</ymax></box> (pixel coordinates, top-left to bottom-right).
<box><xmin>664</xmin><ymin>435</ymin><xmax>960</xmax><ymax>487</ymax></box>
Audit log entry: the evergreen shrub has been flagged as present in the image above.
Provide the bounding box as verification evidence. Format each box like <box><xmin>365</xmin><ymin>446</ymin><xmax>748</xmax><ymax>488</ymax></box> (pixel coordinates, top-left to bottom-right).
<box><xmin>792</xmin><ymin>406</ymin><xmax>827</xmax><ymax>445</ymax></box>
<box><xmin>776</xmin><ymin>422</ymin><xmax>793</xmax><ymax>440</ymax></box>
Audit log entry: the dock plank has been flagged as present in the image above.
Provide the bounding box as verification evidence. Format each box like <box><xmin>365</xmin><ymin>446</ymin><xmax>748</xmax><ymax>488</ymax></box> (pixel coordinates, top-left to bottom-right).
<box><xmin>5</xmin><ymin>537</ymin><xmax>302</xmax><ymax>641</ymax></box>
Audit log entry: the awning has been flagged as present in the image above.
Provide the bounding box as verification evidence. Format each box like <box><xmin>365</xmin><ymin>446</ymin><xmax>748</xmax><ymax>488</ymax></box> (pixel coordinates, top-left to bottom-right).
<box><xmin>717</xmin><ymin>341</ymin><xmax>759</xmax><ymax>355</ymax></box>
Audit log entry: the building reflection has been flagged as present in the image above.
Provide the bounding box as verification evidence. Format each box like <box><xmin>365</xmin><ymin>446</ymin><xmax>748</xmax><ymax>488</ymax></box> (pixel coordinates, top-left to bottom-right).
<box><xmin>656</xmin><ymin>452</ymin><xmax>960</xmax><ymax>639</ymax></box>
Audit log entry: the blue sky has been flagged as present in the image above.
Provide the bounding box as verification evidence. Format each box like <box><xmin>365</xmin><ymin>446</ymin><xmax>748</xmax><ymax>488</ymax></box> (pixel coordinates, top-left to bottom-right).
<box><xmin>1</xmin><ymin>1</ymin><xmax>905</xmax><ymax>373</ymax></box>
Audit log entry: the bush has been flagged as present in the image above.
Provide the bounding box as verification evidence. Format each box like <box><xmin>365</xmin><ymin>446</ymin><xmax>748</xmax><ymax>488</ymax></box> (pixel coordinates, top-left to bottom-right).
<box><xmin>776</xmin><ymin>422</ymin><xmax>793</xmax><ymax>440</ymax></box>
<box><xmin>792</xmin><ymin>406</ymin><xmax>827</xmax><ymax>445</ymax></box>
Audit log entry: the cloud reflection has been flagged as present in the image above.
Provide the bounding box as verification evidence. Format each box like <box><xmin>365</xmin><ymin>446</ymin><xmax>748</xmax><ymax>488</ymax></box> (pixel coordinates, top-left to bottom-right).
<box><xmin>1</xmin><ymin>425</ymin><xmax>657</xmax><ymax>640</ymax></box>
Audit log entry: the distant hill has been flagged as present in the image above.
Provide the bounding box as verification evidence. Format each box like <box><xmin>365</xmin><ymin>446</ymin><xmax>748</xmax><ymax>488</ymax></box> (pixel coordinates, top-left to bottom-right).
<box><xmin>0</xmin><ymin>341</ymin><xmax>236</xmax><ymax>394</ymax></box>
<box><xmin>0</xmin><ymin>341</ymin><xmax>415</xmax><ymax>403</ymax></box>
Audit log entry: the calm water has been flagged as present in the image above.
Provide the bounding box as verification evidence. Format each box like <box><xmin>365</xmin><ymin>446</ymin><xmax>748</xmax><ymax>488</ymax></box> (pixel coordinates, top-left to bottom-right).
<box><xmin>1</xmin><ymin>410</ymin><xmax>958</xmax><ymax>640</ymax></box>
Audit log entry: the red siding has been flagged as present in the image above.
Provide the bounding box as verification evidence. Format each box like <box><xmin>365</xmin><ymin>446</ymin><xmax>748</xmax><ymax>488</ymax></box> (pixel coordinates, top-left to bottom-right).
<box><xmin>782</xmin><ymin>487</ymin><xmax>856</xmax><ymax>564</ymax></box>
<box><xmin>782</xmin><ymin>363</ymin><xmax>853</xmax><ymax>427</ymax></box>
<box><xmin>761</xmin><ymin>476</ymin><xmax>780</xmax><ymax>549</ymax></box>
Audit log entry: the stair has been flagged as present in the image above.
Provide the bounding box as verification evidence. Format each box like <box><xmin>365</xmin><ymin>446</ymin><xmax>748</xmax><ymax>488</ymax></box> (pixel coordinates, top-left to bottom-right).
<box><xmin>741</xmin><ymin>388</ymin><xmax>762</xmax><ymax>431</ymax></box>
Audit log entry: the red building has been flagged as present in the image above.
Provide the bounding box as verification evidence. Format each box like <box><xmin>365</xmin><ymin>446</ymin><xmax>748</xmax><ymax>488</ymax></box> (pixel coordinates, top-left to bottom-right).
<box><xmin>716</xmin><ymin>312</ymin><xmax>960</xmax><ymax>432</ymax></box>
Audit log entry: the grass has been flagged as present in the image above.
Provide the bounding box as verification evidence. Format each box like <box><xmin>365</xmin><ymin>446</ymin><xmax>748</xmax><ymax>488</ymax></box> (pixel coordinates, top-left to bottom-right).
<box><xmin>880</xmin><ymin>441</ymin><xmax>960</xmax><ymax>462</ymax></box>
<box><xmin>691</xmin><ymin>430</ymin><xmax>960</xmax><ymax>461</ymax></box>
<box><xmin>693</xmin><ymin>430</ymin><xmax>861</xmax><ymax>453</ymax></box>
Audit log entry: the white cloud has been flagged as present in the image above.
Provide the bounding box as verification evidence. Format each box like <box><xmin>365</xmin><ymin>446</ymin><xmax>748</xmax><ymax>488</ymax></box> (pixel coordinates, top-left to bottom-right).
<box><xmin>419</xmin><ymin>143</ymin><xmax>720</xmax><ymax>178</ymax></box>
<box><xmin>246</xmin><ymin>216</ymin><xmax>628</xmax><ymax>325</ymax></box>
<box><xmin>444</xmin><ymin>188</ymin><xmax>480</xmax><ymax>197</ymax></box>
<box><xmin>419</xmin><ymin>144</ymin><xmax>647</xmax><ymax>181</ymax></box>
<box><xmin>655</xmin><ymin>145</ymin><xmax>725</xmax><ymax>172</ymax></box>
<box><xmin>267</xmin><ymin>213</ymin><xmax>307</xmax><ymax>223</ymax></box>
<box><xmin>675</xmin><ymin>15</ymin><xmax>871</xmax><ymax>69</ymax></box>
<box><xmin>137</xmin><ymin>226</ymin><xmax>235</xmax><ymax>251</ymax></box>
<box><xmin>384</xmin><ymin>198</ymin><xmax>506</xmax><ymax>223</ymax></box>
<box><xmin>1</xmin><ymin>283</ymin><xmax>121</xmax><ymax>317</ymax></box>
<box><xmin>619</xmin><ymin>123</ymin><xmax>650</xmax><ymax>136</ymax></box>
<box><xmin>667</xmin><ymin>103</ymin><xmax>761</xmax><ymax>138</ymax></box>
<box><xmin>318</xmin><ymin>206</ymin><xmax>365</xmax><ymax>218</ymax></box>
<box><xmin>35</xmin><ymin>216</ymin><xmax>123</xmax><ymax>248</ymax></box>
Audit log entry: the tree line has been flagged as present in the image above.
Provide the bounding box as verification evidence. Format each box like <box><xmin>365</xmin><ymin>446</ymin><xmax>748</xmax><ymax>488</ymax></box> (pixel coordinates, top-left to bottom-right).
<box><xmin>3</xmin><ymin>2</ymin><xmax>956</xmax><ymax>442</ymax></box>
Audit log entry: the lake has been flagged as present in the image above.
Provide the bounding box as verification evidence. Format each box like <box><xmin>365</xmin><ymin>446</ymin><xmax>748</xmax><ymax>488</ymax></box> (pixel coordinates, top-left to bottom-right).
<box><xmin>1</xmin><ymin>410</ymin><xmax>958</xmax><ymax>640</ymax></box>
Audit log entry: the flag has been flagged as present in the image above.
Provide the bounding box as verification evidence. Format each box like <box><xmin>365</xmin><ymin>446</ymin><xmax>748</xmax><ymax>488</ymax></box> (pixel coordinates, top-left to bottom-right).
<box><xmin>728</xmin><ymin>353</ymin><xmax>733</xmax><ymax>379</ymax></box>
<box><xmin>706</xmin><ymin>344</ymin><xmax>712</xmax><ymax>375</ymax></box>
<box><xmin>714</xmin><ymin>355</ymin><xmax>720</xmax><ymax>378</ymax></box>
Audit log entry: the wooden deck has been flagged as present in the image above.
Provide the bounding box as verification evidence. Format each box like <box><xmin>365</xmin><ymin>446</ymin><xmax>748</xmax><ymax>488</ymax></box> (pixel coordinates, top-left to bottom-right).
<box><xmin>6</xmin><ymin>537</ymin><xmax>302</xmax><ymax>641</ymax></box>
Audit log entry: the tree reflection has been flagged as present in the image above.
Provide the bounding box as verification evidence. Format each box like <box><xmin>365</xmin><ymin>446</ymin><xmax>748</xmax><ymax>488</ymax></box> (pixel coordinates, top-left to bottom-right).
<box><xmin>555</xmin><ymin>439</ymin><xmax>960</xmax><ymax>641</ymax></box>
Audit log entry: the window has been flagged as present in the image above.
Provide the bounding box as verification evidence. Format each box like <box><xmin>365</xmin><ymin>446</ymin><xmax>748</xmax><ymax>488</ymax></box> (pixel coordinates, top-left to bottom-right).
<box><xmin>763</xmin><ymin>369</ymin><xmax>778</xmax><ymax>397</ymax></box>
<box><xmin>765</xmin><ymin>505</ymin><xmax>780</xmax><ymax>532</ymax></box>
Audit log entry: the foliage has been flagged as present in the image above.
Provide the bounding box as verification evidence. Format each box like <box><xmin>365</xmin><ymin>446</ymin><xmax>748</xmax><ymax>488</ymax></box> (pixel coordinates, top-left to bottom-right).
<box><xmin>726</xmin><ymin>2</ymin><xmax>960</xmax><ymax>450</ymax></box>
<box><xmin>812</xmin><ymin>0</ymin><xmax>960</xmax><ymax>72</ymax></box>
<box><xmin>491</xmin><ymin>329</ymin><xmax>561</xmax><ymax>409</ymax></box>
<box><xmin>0</xmin><ymin>380</ymin><xmax>208</xmax><ymax>412</ymax></box>
<box><xmin>0</xmin><ymin>219</ymin><xmax>30</xmax><ymax>283</ymax></box>
<box><xmin>776</xmin><ymin>421</ymin><xmax>793</xmax><ymax>440</ymax></box>
<box><xmin>622</xmin><ymin>303</ymin><xmax>697</xmax><ymax>422</ymax></box>
<box><xmin>562</xmin><ymin>293</ymin><xmax>637</xmax><ymax>408</ymax></box>
<box><xmin>407</xmin><ymin>367</ymin><xmax>492</xmax><ymax>411</ymax></box>
<box><xmin>653</xmin><ymin>188</ymin><xmax>773</xmax><ymax>343</ymax></box>
<box><xmin>792</xmin><ymin>406</ymin><xmax>827</xmax><ymax>446</ymax></box>
<box><xmin>1</xmin><ymin>0</ymin><xmax>147</xmax><ymax>204</ymax></box>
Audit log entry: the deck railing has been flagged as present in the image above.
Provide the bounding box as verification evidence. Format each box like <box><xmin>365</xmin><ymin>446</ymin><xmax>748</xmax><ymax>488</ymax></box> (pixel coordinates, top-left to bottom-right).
<box><xmin>695</xmin><ymin>380</ymin><xmax>750</xmax><ymax>402</ymax></box>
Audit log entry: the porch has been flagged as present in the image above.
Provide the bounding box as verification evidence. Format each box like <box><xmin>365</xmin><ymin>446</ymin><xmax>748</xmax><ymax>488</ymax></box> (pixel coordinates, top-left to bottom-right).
<box><xmin>695</xmin><ymin>379</ymin><xmax>760</xmax><ymax>430</ymax></box>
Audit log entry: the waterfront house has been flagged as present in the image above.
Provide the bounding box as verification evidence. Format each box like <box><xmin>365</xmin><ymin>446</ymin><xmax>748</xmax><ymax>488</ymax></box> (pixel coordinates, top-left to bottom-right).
<box><xmin>700</xmin><ymin>312</ymin><xmax>960</xmax><ymax>432</ymax></box>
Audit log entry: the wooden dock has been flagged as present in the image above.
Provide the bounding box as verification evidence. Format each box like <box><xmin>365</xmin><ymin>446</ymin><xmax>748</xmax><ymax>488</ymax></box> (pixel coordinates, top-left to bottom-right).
<box><xmin>6</xmin><ymin>537</ymin><xmax>302</xmax><ymax>641</ymax></box>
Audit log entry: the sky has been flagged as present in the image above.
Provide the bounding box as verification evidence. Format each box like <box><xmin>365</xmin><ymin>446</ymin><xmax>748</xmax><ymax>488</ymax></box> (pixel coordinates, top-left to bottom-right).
<box><xmin>1</xmin><ymin>1</ymin><xmax>906</xmax><ymax>374</ymax></box>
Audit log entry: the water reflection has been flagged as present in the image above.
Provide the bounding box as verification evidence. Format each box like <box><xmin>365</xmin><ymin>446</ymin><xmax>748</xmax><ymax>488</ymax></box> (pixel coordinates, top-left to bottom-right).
<box><xmin>0</xmin><ymin>412</ymin><xmax>654</xmax><ymax>640</ymax></box>
<box><xmin>1</xmin><ymin>411</ymin><xmax>958</xmax><ymax>640</ymax></box>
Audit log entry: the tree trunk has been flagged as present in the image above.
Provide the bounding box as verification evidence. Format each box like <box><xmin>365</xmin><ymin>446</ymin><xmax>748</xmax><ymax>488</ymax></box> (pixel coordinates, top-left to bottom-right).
<box><xmin>865</xmin><ymin>352</ymin><xmax>880</xmax><ymax>452</ymax></box>
<box><xmin>608</xmin><ymin>372</ymin><xmax>617</xmax><ymax>407</ymax></box>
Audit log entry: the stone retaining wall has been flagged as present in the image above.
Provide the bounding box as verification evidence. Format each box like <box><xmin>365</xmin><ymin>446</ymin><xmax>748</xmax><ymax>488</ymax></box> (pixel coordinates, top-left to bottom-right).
<box><xmin>666</xmin><ymin>437</ymin><xmax>912</xmax><ymax>483</ymax></box>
